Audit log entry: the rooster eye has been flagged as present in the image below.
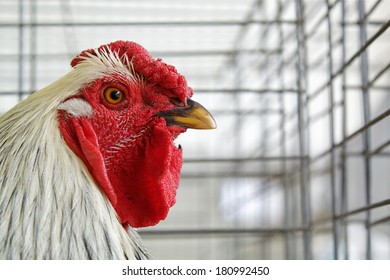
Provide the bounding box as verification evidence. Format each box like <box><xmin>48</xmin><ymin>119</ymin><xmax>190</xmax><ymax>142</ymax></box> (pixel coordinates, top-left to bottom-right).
<box><xmin>103</xmin><ymin>87</ymin><xmax>124</xmax><ymax>104</ymax></box>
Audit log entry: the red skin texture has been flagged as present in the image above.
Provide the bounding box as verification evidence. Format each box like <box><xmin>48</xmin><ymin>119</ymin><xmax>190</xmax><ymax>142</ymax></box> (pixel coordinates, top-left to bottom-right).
<box><xmin>59</xmin><ymin>41</ymin><xmax>191</xmax><ymax>228</ymax></box>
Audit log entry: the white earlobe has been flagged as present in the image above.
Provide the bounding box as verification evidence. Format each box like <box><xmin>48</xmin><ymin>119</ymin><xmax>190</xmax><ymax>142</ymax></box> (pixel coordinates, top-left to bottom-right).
<box><xmin>58</xmin><ymin>98</ymin><xmax>93</xmax><ymax>117</ymax></box>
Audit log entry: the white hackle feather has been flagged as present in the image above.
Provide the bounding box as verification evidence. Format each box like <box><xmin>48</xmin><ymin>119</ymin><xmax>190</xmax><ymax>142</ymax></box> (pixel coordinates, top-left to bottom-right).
<box><xmin>0</xmin><ymin>49</ymin><xmax>148</xmax><ymax>259</ymax></box>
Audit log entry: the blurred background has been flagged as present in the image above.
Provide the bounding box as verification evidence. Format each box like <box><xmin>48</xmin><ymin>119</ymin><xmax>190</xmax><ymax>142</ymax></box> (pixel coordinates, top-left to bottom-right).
<box><xmin>0</xmin><ymin>0</ymin><xmax>389</xmax><ymax>259</ymax></box>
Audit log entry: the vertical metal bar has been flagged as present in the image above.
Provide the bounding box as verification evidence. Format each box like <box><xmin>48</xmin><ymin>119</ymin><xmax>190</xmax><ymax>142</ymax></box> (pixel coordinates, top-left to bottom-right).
<box><xmin>325</xmin><ymin>0</ymin><xmax>340</xmax><ymax>260</ymax></box>
<box><xmin>17</xmin><ymin>0</ymin><xmax>25</xmax><ymax>101</ymax></box>
<box><xmin>258</xmin><ymin>0</ymin><xmax>271</xmax><ymax>260</ymax></box>
<box><xmin>357</xmin><ymin>0</ymin><xmax>372</xmax><ymax>260</ymax></box>
<box><xmin>340</xmin><ymin>0</ymin><xmax>349</xmax><ymax>260</ymax></box>
<box><xmin>232</xmin><ymin>42</ymin><xmax>243</xmax><ymax>261</ymax></box>
<box><xmin>295</xmin><ymin>0</ymin><xmax>312</xmax><ymax>260</ymax></box>
<box><xmin>276</xmin><ymin>0</ymin><xmax>293</xmax><ymax>260</ymax></box>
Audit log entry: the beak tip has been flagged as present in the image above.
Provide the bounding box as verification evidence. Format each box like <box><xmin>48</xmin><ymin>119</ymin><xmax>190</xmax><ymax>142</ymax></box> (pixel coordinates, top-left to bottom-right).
<box><xmin>205</xmin><ymin>116</ymin><xmax>217</xmax><ymax>130</ymax></box>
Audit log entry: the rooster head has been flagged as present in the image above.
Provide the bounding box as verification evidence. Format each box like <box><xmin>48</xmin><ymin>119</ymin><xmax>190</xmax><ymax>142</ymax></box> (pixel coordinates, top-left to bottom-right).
<box><xmin>57</xmin><ymin>41</ymin><xmax>216</xmax><ymax>228</ymax></box>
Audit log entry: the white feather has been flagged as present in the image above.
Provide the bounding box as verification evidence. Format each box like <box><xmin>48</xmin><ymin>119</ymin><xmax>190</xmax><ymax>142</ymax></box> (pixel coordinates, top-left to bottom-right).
<box><xmin>57</xmin><ymin>98</ymin><xmax>93</xmax><ymax>117</ymax></box>
<box><xmin>0</xmin><ymin>48</ymin><xmax>148</xmax><ymax>260</ymax></box>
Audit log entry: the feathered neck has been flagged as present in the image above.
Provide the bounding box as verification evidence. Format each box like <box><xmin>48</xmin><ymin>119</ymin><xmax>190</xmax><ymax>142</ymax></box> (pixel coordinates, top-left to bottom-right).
<box><xmin>0</xmin><ymin>78</ymin><xmax>149</xmax><ymax>260</ymax></box>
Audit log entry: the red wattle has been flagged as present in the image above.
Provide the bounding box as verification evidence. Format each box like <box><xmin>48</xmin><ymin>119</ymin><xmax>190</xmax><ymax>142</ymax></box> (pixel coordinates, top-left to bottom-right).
<box><xmin>104</xmin><ymin>121</ymin><xmax>183</xmax><ymax>228</ymax></box>
<box><xmin>59</xmin><ymin>116</ymin><xmax>118</xmax><ymax>206</ymax></box>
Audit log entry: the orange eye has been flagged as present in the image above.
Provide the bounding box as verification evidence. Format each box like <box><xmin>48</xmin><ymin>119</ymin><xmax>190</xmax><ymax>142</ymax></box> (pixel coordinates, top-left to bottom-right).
<box><xmin>103</xmin><ymin>87</ymin><xmax>124</xmax><ymax>104</ymax></box>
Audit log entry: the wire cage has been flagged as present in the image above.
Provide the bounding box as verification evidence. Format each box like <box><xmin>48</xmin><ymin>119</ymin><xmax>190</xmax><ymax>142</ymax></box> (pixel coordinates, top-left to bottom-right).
<box><xmin>0</xmin><ymin>0</ymin><xmax>389</xmax><ymax>259</ymax></box>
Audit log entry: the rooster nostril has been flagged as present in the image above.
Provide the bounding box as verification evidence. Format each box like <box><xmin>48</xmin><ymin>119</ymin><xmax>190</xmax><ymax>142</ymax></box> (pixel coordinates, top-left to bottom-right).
<box><xmin>169</xmin><ymin>97</ymin><xmax>185</xmax><ymax>108</ymax></box>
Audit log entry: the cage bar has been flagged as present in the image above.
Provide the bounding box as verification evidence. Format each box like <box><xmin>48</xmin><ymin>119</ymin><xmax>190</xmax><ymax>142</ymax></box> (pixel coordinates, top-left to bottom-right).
<box><xmin>0</xmin><ymin>0</ymin><xmax>389</xmax><ymax>260</ymax></box>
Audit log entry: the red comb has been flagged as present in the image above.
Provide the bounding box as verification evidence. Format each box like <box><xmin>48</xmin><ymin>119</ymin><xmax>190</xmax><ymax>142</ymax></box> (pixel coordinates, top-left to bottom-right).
<box><xmin>71</xmin><ymin>40</ymin><xmax>193</xmax><ymax>101</ymax></box>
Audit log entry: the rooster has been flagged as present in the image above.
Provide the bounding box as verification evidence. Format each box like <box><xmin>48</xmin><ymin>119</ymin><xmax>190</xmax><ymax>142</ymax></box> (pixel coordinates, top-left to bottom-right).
<box><xmin>0</xmin><ymin>41</ymin><xmax>216</xmax><ymax>259</ymax></box>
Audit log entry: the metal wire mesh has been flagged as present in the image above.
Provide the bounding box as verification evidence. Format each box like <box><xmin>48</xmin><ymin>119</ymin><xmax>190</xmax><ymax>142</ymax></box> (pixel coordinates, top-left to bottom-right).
<box><xmin>0</xmin><ymin>0</ymin><xmax>389</xmax><ymax>259</ymax></box>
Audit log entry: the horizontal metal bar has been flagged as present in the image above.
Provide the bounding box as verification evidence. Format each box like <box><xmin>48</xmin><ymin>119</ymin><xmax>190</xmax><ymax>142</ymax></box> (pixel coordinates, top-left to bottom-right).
<box><xmin>343</xmin><ymin>20</ymin><xmax>388</xmax><ymax>26</ymax></box>
<box><xmin>337</xmin><ymin>199</ymin><xmax>390</xmax><ymax>219</ymax></box>
<box><xmin>0</xmin><ymin>88</ymin><xmax>302</xmax><ymax>97</ymax></box>
<box><xmin>368</xmin><ymin>85</ymin><xmax>390</xmax><ymax>91</ymax></box>
<box><xmin>345</xmin><ymin>109</ymin><xmax>389</xmax><ymax>142</ymax></box>
<box><xmin>370</xmin><ymin>139</ymin><xmax>390</xmax><ymax>156</ymax></box>
<box><xmin>313</xmin><ymin>199</ymin><xmax>390</xmax><ymax>226</ymax></box>
<box><xmin>181</xmin><ymin>172</ymin><xmax>284</xmax><ymax>179</ymax></box>
<box><xmin>195</xmin><ymin>88</ymin><xmax>302</xmax><ymax>94</ymax></box>
<box><xmin>184</xmin><ymin>156</ymin><xmax>307</xmax><ymax>164</ymax></box>
<box><xmin>0</xmin><ymin>19</ymin><xmax>300</xmax><ymax>28</ymax></box>
<box><xmin>0</xmin><ymin>48</ymin><xmax>282</xmax><ymax>60</ymax></box>
<box><xmin>344</xmin><ymin>85</ymin><xmax>390</xmax><ymax>91</ymax></box>
<box><xmin>346</xmin><ymin>152</ymin><xmax>390</xmax><ymax>157</ymax></box>
<box><xmin>154</xmin><ymin>49</ymin><xmax>282</xmax><ymax>57</ymax></box>
<box><xmin>138</xmin><ymin>227</ymin><xmax>308</xmax><ymax>237</ymax></box>
<box><xmin>367</xmin><ymin>62</ymin><xmax>390</xmax><ymax>87</ymax></box>
<box><xmin>211</xmin><ymin>109</ymin><xmax>283</xmax><ymax>116</ymax></box>
<box><xmin>369</xmin><ymin>216</ymin><xmax>390</xmax><ymax>227</ymax></box>
<box><xmin>345</xmin><ymin>141</ymin><xmax>390</xmax><ymax>158</ymax></box>
<box><xmin>343</xmin><ymin>63</ymin><xmax>390</xmax><ymax>91</ymax></box>
<box><xmin>311</xmin><ymin>108</ymin><xmax>390</xmax><ymax>164</ymax></box>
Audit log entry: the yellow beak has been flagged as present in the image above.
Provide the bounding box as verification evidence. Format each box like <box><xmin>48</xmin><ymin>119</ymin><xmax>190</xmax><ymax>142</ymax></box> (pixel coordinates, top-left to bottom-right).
<box><xmin>156</xmin><ymin>99</ymin><xmax>216</xmax><ymax>129</ymax></box>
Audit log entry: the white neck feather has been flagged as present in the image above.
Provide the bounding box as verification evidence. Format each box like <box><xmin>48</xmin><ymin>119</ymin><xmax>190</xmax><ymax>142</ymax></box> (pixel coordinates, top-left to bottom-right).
<box><xmin>0</xmin><ymin>69</ymin><xmax>148</xmax><ymax>260</ymax></box>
